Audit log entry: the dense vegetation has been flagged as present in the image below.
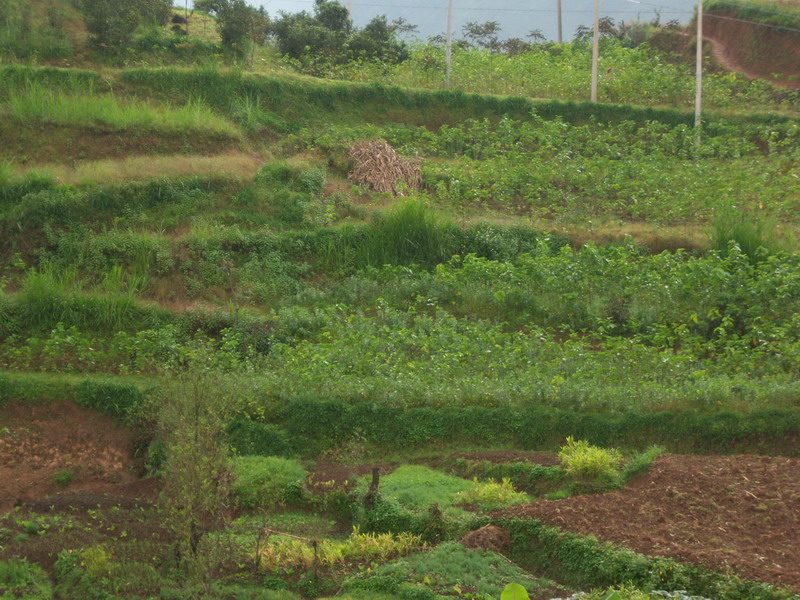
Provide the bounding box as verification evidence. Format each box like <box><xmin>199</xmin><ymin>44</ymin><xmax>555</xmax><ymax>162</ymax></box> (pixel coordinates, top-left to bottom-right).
<box><xmin>1</xmin><ymin>1</ymin><xmax>799</xmax><ymax>599</ymax></box>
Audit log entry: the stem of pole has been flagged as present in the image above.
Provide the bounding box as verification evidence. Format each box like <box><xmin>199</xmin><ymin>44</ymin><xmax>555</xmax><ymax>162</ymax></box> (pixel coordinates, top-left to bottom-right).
<box><xmin>695</xmin><ymin>0</ymin><xmax>704</xmax><ymax>147</ymax></box>
<box><xmin>591</xmin><ymin>0</ymin><xmax>600</xmax><ymax>102</ymax></box>
<box><xmin>445</xmin><ymin>0</ymin><xmax>454</xmax><ymax>90</ymax></box>
<box><xmin>557</xmin><ymin>0</ymin><xmax>563</xmax><ymax>43</ymax></box>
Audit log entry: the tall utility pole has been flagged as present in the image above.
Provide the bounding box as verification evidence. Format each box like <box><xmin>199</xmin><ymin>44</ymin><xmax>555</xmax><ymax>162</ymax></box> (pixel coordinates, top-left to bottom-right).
<box><xmin>557</xmin><ymin>0</ymin><xmax>563</xmax><ymax>43</ymax></box>
<box><xmin>695</xmin><ymin>0</ymin><xmax>704</xmax><ymax>144</ymax></box>
<box><xmin>445</xmin><ymin>0</ymin><xmax>454</xmax><ymax>89</ymax></box>
<box><xmin>590</xmin><ymin>0</ymin><xmax>600</xmax><ymax>101</ymax></box>
<box><xmin>348</xmin><ymin>0</ymin><xmax>353</xmax><ymax>17</ymax></box>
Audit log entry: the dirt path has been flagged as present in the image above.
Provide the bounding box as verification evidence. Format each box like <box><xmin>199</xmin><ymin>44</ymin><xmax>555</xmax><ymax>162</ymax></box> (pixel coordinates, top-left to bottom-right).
<box><xmin>0</xmin><ymin>401</ymin><xmax>152</xmax><ymax>513</ymax></box>
<box><xmin>494</xmin><ymin>454</ymin><xmax>800</xmax><ymax>591</ymax></box>
<box><xmin>705</xmin><ymin>34</ymin><xmax>772</xmax><ymax>84</ymax></box>
<box><xmin>703</xmin><ymin>32</ymin><xmax>800</xmax><ymax>89</ymax></box>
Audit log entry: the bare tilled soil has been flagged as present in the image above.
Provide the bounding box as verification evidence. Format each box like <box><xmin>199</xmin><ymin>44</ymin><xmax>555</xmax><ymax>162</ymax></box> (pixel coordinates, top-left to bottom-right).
<box><xmin>0</xmin><ymin>401</ymin><xmax>156</xmax><ymax>513</ymax></box>
<box><xmin>494</xmin><ymin>454</ymin><xmax>800</xmax><ymax>591</ymax></box>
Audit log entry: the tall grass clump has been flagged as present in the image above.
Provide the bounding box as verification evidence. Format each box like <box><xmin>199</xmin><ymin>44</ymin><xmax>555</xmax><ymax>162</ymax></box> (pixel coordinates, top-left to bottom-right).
<box><xmin>322</xmin><ymin>201</ymin><xmax>457</xmax><ymax>271</ymax></box>
<box><xmin>4</xmin><ymin>85</ymin><xmax>241</xmax><ymax>137</ymax></box>
<box><xmin>12</xmin><ymin>267</ymin><xmax>160</xmax><ymax>332</ymax></box>
<box><xmin>710</xmin><ymin>207</ymin><xmax>790</xmax><ymax>261</ymax></box>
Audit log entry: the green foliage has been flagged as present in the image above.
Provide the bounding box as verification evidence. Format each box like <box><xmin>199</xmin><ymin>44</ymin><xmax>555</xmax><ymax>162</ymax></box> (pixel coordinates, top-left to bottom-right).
<box><xmin>0</xmin><ymin>0</ymin><xmax>72</xmax><ymax>60</ymax></box>
<box><xmin>305</xmin><ymin>116</ymin><xmax>800</xmax><ymax>224</ymax></box>
<box><xmin>4</xmin><ymin>86</ymin><xmax>241</xmax><ymax>137</ymax></box>
<box><xmin>558</xmin><ymin>437</ymin><xmax>623</xmax><ymax>486</ymax></box>
<box><xmin>228</xmin><ymin>418</ymin><xmax>292</xmax><ymax>457</ymax></box>
<box><xmin>232</xmin><ymin>456</ymin><xmax>308</xmax><ymax>509</ymax></box>
<box><xmin>370</xmin><ymin>466</ymin><xmax>472</xmax><ymax>511</ymax></box>
<box><xmin>705</xmin><ymin>0</ymin><xmax>800</xmax><ymax>29</ymax></box>
<box><xmin>0</xmin><ymin>558</ymin><xmax>52</xmax><ymax>600</ymax></box>
<box><xmin>75</xmin><ymin>380</ymin><xmax>145</xmax><ymax>420</ymax></box>
<box><xmin>328</xmin><ymin>40</ymin><xmax>798</xmax><ymax>112</ymax></box>
<box><xmin>157</xmin><ymin>372</ymin><xmax>238</xmax><ymax>562</ymax></box>
<box><xmin>454</xmin><ymin>478</ymin><xmax>530</xmax><ymax>511</ymax></box>
<box><xmin>444</xmin><ymin>459</ymin><xmax>567</xmax><ymax>497</ymax></box>
<box><xmin>52</xmin><ymin>469</ymin><xmax>74</xmax><ymax>487</ymax></box>
<box><xmin>77</xmin><ymin>0</ymin><xmax>171</xmax><ymax>49</ymax></box>
<box><xmin>710</xmin><ymin>207</ymin><xmax>791</xmax><ymax>262</ymax></box>
<box><xmin>501</xmin><ymin>583</ymin><xmax>531</xmax><ymax>600</ymax></box>
<box><xmin>257</xmin><ymin>528</ymin><xmax>424</xmax><ymax>572</ymax></box>
<box><xmin>345</xmin><ymin>542</ymin><xmax>551</xmax><ymax>599</ymax></box>
<box><xmin>619</xmin><ymin>445</ymin><xmax>666</xmax><ymax>483</ymax></box>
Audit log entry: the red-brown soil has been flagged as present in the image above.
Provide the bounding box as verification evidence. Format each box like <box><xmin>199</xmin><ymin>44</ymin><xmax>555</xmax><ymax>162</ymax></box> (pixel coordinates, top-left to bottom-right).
<box><xmin>704</xmin><ymin>12</ymin><xmax>800</xmax><ymax>89</ymax></box>
<box><xmin>494</xmin><ymin>454</ymin><xmax>800</xmax><ymax>591</ymax></box>
<box><xmin>0</xmin><ymin>401</ymin><xmax>157</xmax><ymax>513</ymax></box>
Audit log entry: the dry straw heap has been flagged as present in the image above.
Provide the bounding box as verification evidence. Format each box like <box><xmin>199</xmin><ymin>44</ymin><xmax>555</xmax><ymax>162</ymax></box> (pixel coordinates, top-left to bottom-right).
<box><xmin>348</xmin><ymin>140</ymin><xmax>421</xmax><ymax>196</ymax></box>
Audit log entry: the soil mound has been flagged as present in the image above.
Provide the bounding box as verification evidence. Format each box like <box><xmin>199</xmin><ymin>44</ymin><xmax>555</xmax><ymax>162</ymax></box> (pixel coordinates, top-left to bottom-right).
<box><xmin>494</xmin><ymin>454</ymin><xmax>800</xmax><ymax>591</ymax></box>
<box><xmin>461</xmin><ymin>525</ymin><xmax>510</xmax><ymax>553</ymax></box>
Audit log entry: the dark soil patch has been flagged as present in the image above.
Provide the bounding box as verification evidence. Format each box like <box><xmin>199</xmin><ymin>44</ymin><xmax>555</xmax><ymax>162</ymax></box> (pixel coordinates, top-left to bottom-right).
<box><xmin>447</xmin><ymin>450</ymin><xmax>560</xmax><ymax>466</ymax></box>
<box><xmin>0</xmin><ymin>401</ymin><xmax>158</xmax><ymax>514</ymax></box>
<box><xmin>494</xmin><ymin>454</ymin><xmax>800</xmax><ymax>591</ymax></box>
<box><xmin>308</xmin><ymin>460</ymin><xmax>395</xmax><ymax>494</ymax></box>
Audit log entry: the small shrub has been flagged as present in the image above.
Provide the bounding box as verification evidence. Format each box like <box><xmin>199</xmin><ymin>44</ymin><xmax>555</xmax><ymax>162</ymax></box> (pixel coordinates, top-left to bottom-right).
<box><xmin>233</xmin><ymin>456</ymin><xmax>308</xmax><ymax>509</ymax></box>
<box><xmin>454</xmin><ymin>478</ymin><xmax>529</xmax><ymax>511</ymax></box>
<box><xmin>558</xmin><ymin>437</ymin><xmax>622</xmax><ymax>486</ymax></box>
<box><xmin>228</xmin><ymin>419</ymin><xmax>292</xmax><ymax>457</ymax></box>
<box><xmin>53</xmin><ymin>470</ymin><xmax>74</xmax><ymax>487</ymax></box>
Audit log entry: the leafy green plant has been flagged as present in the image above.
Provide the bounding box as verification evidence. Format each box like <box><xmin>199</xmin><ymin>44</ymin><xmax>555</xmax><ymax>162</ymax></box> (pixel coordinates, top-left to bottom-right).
<box><xmin>233</xmin><ymin>456</ymin><xmax>308</xmax><ymax>509</ymax></box>
<box><xmin>52</xmin><ymin>470</ymin><xmax>74</xmax><ymax>487</ymax></box>
<box><xmin>454</xmin><ymin>478</ymin><xmax>529</xmax><ymax>511</ymax></box>
<box><xmin>558</xmin><ymin>437</ymin><xmax>623</xmax><ymax>487</ymax></box>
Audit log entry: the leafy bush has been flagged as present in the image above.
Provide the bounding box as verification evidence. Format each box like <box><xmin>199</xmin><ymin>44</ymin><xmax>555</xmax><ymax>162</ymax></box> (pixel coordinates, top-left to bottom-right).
<box><xmin>558</xmin><ymin>437</ymin><xmax>622</xmax><ymax>486</ymax></box>
<box><xmin>454</xmin><ymin>478</ymin><xmax>530</xmax><ymax>511</ymax></box>
<box><xmin>0</xmin><ymin>559</ymin><xmax>52</xmax><ymax>599</ymax></box>
<box><xmin>233</xmin><ymin>456</ymin><xmax>308</xmax><ymax>509</ymax></box>
<box><xmin>75</xmin><ymin>380</ymin><xmax>145</xmax><ymax>420</ymax></box>
<box><xmin>228</xmin><ymin>419</ymin><xmax>292</xmax><ymax>457</ymax></box>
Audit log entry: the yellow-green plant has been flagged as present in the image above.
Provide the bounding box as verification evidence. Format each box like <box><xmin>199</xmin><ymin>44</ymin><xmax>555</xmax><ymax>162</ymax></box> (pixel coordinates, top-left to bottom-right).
<box><xmin>257</xmin><ymin>527</ymin><xmax>424</xmax><ymax>571</ymax></box>
<box><xmin>454</xmin><ymin>478</ymin><xmax>529</xmax><ymax>511</ymax></box>
<box><xmin>558</xmin><ymin>436</ymin><xmax>622</xmax><ymax>485</ymax></box>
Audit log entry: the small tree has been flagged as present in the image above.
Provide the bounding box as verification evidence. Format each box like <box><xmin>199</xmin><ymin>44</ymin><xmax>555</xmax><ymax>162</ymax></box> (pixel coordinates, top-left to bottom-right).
<box><xmin>79</xmin><ymin>0</ymin><xmax>140</xmax><ymax>48</ymax></box>
<box><xmin>157</xmin><ymin>370</ymin><xmax>237</xmax><ymax>571</ymax></box>
<box><xmin>78</xmin><ymin>0</ymin><xmax>171</xmax><ymax>49</ymax></box>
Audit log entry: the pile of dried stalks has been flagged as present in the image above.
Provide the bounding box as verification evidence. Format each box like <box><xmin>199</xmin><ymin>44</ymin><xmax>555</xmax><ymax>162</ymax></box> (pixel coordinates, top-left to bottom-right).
<box><xmin>348</xmin><ymin>140</ymin><xmax>421</xmax><ymax>196</ymax></box>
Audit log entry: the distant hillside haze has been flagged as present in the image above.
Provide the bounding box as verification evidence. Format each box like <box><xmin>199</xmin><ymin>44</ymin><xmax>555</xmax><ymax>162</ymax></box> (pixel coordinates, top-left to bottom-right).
<box><xmin>237</xmin><ymin>0</ymin><xmax>698</xmax><ymax>41</ymax></box>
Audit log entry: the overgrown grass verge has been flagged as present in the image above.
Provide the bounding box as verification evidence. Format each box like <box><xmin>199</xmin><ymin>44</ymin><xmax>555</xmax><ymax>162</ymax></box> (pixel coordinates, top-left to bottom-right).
<box><xmin>3</xmin><ymin>85</ymin><xmax>241</xmax><ymax>138</ymax></box>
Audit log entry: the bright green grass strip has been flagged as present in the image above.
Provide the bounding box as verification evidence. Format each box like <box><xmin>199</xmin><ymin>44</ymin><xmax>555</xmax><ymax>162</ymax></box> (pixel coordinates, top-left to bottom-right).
<box><xmin>4</xmin><ymin>86</ymin><xmax>241</xmax><ymax>138</ymax></box>
<box><xmin>371</xmin><ymin>465</ymin><xmax>472</xmax><ymax>510</ymax></box>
